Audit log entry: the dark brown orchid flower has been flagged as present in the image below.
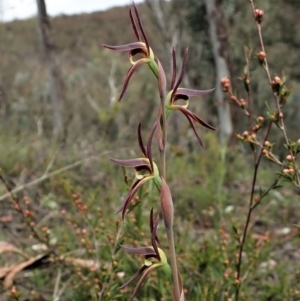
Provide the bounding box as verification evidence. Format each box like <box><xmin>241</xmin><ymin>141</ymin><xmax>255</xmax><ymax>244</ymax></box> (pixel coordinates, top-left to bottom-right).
<box><xmin>163</xmin><ymin>48</ymin><xmax>217</xmax><ymax>147</ymax></box>
<box><xmin>103</xmin><ymin>3</ymin><xmax>158</xmax><ymax>101</ymax></box>
<box><xmin>110</xmin><ymin>122</ymin><xmax>161</xmax><ymax>219</ymax></box>
<box><xmin>120</xmin><ymin>209</ymin><xmax>171</xmax><ymax>301</ymax></box>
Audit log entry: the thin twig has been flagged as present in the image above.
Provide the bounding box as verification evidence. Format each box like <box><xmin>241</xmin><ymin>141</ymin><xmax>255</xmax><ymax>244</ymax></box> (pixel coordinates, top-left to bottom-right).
<box><xmin>98</xmin><ymin>222</ymin><xmax>124</xmax><ymax>301</ymax></box>
<box><xmin>235</xmin><ymin>120</ymin><xmax>272</xmax><ymax>301</ymax></box>
<box><xmin>53</xmin><ymin>268</ymin><xmax>62</xmax><ymax>301</ymax></box>
<box><xmin>249</xmin><ymin>0</ymin><xmax>300</xmax><ymax>189</ymax></box>
<box><xmin>0</xmin><ymin>154</ymin><xmax>108</xmax><ymax>202</ymax></box>
<box><xmin>43</xmin><ymin>146</ymin><xmax>61</xmax><ymax>176</ymax></box>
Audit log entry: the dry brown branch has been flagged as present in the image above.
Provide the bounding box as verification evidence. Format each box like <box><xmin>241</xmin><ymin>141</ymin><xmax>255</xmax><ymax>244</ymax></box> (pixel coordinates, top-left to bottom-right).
<box><xmin>0</xmin><ymin>155</ymin><xmax>101</xmax><ymax>202</ymax></box>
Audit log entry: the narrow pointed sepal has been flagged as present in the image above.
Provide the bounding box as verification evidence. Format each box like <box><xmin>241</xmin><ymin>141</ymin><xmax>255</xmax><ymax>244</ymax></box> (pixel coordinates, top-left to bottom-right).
<box><xmin>132</xmin><ymin>2</ymin><xmax>150</xmax><ymax>54</ymax></box>
<box><xmin>128</xmin><ymin>265</ymin><xmax>157</xmax><ymax>301</ymax></box>
<box><xmin>171</xmin><ymin>48</ymin><xmax>189</xmax><ymax>98</ymax></box>
<box><xmin>118</xmin><ymin>58</ymin><xmax>147</xmax><ymax>101</ymax></box>
<box><xmin>146</xmin><ymin>122</ymin><xmax>158</xmax><ymax>172</ymax></box>
<box><xmin>103</xmin><ymin>42</ymin><xmax>146</xmax><ymax>52</ymax></box>
<box><xmin>177</xmin><ymin>106</ymin><xmax>216</xmax><ymax>131</ymax></box>
<box><xmin>176</xmin><ymin>87</ymin><xmax>215</xmax><ymax>97</ymax></box>
<box><xmin>119</xmin><ymin>265</ymin><xmax>147</xmax><ymax>289</ymax></box>
<box><xmin>109</xmin><ymin>157</ymin><xmax>150</xmax><ymax>168</ymax></box>
<box><xmin>137</xmin><ymin>122</ymin><xmax>147</xmax><ymax>157</ymax></box>
<box><xmin>116</xmin><ymin>176</ymin><xmax>153</xmax><ymax>219</ymax></box>
<box><xmin>120</xmin><ymin>245</ymin><xmax>156</xmax><ymax>256</ymax></box>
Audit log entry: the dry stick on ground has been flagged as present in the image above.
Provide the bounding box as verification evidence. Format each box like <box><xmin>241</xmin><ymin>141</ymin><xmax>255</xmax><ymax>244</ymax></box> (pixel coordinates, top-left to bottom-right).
<box><xmin>0</xmin><ymin>154</ymin><xmax>111</xmax><ymax>202</ymax></box>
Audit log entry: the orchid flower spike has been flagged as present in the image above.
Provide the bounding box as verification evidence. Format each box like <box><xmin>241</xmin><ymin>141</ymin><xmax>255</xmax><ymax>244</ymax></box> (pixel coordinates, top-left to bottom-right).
<box><xmin>103</xmin><ymin>3</ymin><xmax>158</xmax><ymax>101</ymax></box>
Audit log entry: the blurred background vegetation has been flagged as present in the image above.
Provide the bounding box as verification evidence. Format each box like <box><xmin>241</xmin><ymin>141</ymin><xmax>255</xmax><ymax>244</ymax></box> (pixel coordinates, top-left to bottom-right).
<box><xmin>0</xmin><ymin>0</ymin><xmax>300</xmax><ymax>300</ymax></box>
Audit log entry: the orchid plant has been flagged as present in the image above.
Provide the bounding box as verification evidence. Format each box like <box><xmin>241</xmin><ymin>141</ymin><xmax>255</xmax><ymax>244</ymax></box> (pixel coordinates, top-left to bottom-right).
<box><xmin>103</xmin><ymin>3</ymin><xmax>215</xmax><ymax>300</ymax></box>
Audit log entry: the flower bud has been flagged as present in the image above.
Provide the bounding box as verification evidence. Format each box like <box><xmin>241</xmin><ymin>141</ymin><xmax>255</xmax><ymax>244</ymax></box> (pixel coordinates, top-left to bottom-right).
<box><xmin>240</xmin><ymin>98</ymin><xmax>246</xmax><ymax>109</ymax></box>
<box><xmin>264</xmin><ymin>141</ymin><xmax>273</xmax><ymax>151</ymax></box>
<box><xmin>262</xmin><ymin>149</ymin><xmax>268</xmax><ymax>156</ymax></box>
<box><xmin>257</xmin><ymin>51</ymin><xmax>266</xmax><ymax>64</ymax></box>
<box><xmin>254</xmin><ymin>9</ymin><xmax>264</xmax><ymax>23</ymax></box>
<box><xmin>273</xmin><ymin>76</ymin><xmax>281</xmax><ymax>84</ymax></box>
<box><xmin>271</xmin><ymin>76</ymin><xmax>281</xmax><ymax>94</ymax></box>
<box><xmin>257</xmin><ymin>116</ymin><xmax>264</xmax><ymax>123</ymax></box>
<box><xmin>286</xmin><ymin>155</ymin><xmax>293</xmax><ymax>161</ymax></box>
<box><xmin>160</xmin><ymin>177</ymin><xmax>174</xmax><ymax>229</ymax></box>
<box><xmin>243</xmin><ymin>131</ymin><xmax>249</xmax><ymax>138</ymax></box>
<box><xmin>221</xmin><ymin>77</ymin><xmax>231</xmax><ymax>92</ymax></box>
<box><xmin>252</xmin><ymin>125</ymin><xmax>259</xmax><ymax>132</ymax></box>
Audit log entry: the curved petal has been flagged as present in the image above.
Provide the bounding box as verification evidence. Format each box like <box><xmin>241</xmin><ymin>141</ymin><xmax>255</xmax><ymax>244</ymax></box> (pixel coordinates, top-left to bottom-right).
<box><xmin>119</xmin><ymin>265</ymin><xmax>147</xmax><ymax>289</ymax></box>
<box><xmin>171</xmin><ymin>48</ymin><xmax>189</xmax><ymax>98</ymax></box>
<box><xmin>180</xmin><ymin>110</ymin><xmax>204</xmax><ymax>147</ymax></box>
<box><xmin>177</xmin><ymin>106</ymin><xmax>216</xmax><ymax>131</ymax></box>
<box><xmin>151</xmin><ymin>215</ymin><xmax>160</xmax><ymax>260</ymax></box>
<box><xmin>133</xmin><ymin>3</ymin><xmax>150</xmax><ymax>54</ymax></box>
<box><xmin>146</xmin><ymin>122</ymin><xmax>158</xmax><ymax>173</ymax></box>
<box><xmin>103</xmin><ymin>42</ymin><xmax>145</xmax><ymax>52</ymax></box>
<box><xmin>150</xmin><ymin>209</ymin><xmax>161</xmax><ymax>247</ymax></box>
<box><xmin>121</xmin><ymin>245</ymin><xmax>156</xmax><ymax>256</ymax></box>
<box><xmin>119</xmin><ymin>59</ymin><xmax>146</xmax><ymax>101</ymax></box>
<box><xmin>115</xmin><ymin>179</ymin><xmax>141</xmax><ymax>214</ymax></box>
<box><xmin>129</xmin><ymin>8</ymin><xmax>140</xmax><ymax>41</ymax></box>
<box><xmin>176</xmin><ymin>87</ymin><xmax>215</xmax><ymax>97</ymax></box>
<box><xmin>110</xmin><ymin>157</ymin><xmax>149</xmax><ymax>168</ymax></box>
<box><xmin>171</xmin><ymin>47</ymin><xmax>177</xmax><ymax>90</ymax></box>
<box><xmin>117</xmin><ymin>177</ymin><xmax>152</xmax><ymax>219</ymax></box>
<box><xmin>129</xmin><ymin>265</ymin><xmax>158</xmax><ymax>301</ymax></box>
<box><xmin>138</xmin><ymin>122</ymin><xmax>147</xmax><ymax>157</ymax></box>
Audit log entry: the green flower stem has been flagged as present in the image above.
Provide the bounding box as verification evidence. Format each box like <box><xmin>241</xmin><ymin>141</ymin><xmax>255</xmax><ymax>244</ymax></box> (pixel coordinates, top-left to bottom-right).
<box><xmin>153</xmin><ymin>176</ymin><xmax>162</xmax><ymax>192</ymax></box>
<box><xmin>159</xmin><ymin>86</ymin><xmax>180</xmax><ymax>301</ymax></box>
<box><xmin>148</xmin><ymin>60</ymin><xmax>159</xmax><ymax>78</ymax></box>
<box><xmin>148</xmin><ymin>55</ymin><xmax>180</xmax><ymax>301</ymax></box>
<box><xmin>166</xmin><ymin>227</ymin><xmax>180</xmax><ymax>301</ymax></box>
<box><xmin>162</xmin><ymin>262</ymin><xmax>173</xmax><ymax>283</ymax></box>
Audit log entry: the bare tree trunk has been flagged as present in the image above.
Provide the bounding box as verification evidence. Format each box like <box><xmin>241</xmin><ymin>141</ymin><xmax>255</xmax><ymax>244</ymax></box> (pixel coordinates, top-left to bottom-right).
<box><xmin>36</xmin><ymin>0</ymin><xmax>65</xmax><ymax>137</ymax></box>
<box><xmin>204</xmin><ymin>0</ymin><xmax>233</xmax><ymax>144</ymax></box>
